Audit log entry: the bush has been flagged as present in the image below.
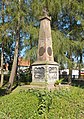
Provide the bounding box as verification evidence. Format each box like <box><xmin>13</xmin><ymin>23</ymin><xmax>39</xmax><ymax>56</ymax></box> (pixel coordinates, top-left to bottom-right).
<box><xmin>54</xmin><ymin>78</ymin><xmax>64</xmax><ymax>86</ymax></box>
<box><xmin>17</xmin><ymin>67</ymin><xmax>32</xmax><ymax>85</ymax></box>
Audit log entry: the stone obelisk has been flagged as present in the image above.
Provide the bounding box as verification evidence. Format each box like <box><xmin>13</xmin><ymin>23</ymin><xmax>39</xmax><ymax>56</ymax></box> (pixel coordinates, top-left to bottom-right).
<box><xmin>32</xmin><ymin>9</ymin><xmax>59</xmax><ymax>85</ymax></box>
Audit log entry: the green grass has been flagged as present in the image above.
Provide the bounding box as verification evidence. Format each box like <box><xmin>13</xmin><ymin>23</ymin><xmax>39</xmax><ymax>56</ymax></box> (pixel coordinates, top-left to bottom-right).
<box><xmin>0</xmin><ymin>90</ymin><xmax>39</xmax><ymax>119</ymax></box>
<box><xmin>0</xmin><ymin>86</ymin><xmax>84</xmax><ymax>119</ymax></box>
<box><xmin>48</xmin><ymin>87</ymin><xmax>84</xmax><ymax>119</ymax></box>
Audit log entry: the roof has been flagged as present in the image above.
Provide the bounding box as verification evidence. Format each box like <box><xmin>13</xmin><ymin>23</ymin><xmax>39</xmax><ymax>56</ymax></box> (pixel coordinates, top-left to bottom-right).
<box><xmin>18</xmin><ymin>57</ymin><xmax>30</xmax><ymax>67</ymax></box>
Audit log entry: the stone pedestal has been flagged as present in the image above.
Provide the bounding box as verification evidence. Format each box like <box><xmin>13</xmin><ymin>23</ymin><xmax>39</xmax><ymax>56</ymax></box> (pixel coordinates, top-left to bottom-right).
<box><xmin>32</xmin><ymin>61</ymin><xmax>59</xmax><ymax>85</ymax></box>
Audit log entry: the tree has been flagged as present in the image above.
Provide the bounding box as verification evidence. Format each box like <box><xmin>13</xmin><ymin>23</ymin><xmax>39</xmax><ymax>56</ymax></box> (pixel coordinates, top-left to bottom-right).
<box><xmin>24</xmin><ymin>26</ymin><xmax>38</xmax><ymax>63</ymax></box>
<box><xmin>52</xmin><ymin>0</ymin><xmax>84</xmax><ymax>83</ymax></box>
<box><xmin>6</xmin><ymin>0</ymin><xmax>29</xmax><ymax>90</ymax></box>
<box><xmin>0</xmin><ymin>0</ymin><xmax>9</xmax><ymax>87</ymax></box>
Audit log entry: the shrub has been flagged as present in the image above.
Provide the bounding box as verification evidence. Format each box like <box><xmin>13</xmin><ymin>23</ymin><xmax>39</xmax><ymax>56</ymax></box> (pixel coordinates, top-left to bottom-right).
<box><xmin>17</xmin><ymin>67</ymin><xmax>32</xmax><ymax>85</ymax></box>
<box><xmin>54</xmin><ymin>78</ymin><xmax>64</xmax><ymax>86</ymax></box>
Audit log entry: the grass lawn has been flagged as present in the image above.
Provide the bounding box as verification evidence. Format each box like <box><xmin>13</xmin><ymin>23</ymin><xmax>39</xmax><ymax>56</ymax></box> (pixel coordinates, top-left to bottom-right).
<box><xmin>0</xmin><ymin>86</ymin><xmax>84</xmax><ymax>119</ymax></box>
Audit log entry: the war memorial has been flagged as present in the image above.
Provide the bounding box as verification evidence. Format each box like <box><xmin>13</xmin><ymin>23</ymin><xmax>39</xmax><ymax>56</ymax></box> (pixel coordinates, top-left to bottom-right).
<box><xmin>32</xmin><ymin>10</ymin><xmax>59</xmax><ymax>86</ymax></box>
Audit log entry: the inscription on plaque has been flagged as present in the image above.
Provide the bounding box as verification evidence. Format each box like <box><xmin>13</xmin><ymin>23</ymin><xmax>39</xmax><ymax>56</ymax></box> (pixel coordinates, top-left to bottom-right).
<box><xmin>49</xmin><ymin>67</ymin><xmax>57</xmax><ymax>80</ymax></box>
<box><xmin>34</xmin><ymin>67</ymin><xmax>45</xmax><ymax>79</ymax></box>
<box><xmin>49</xmin><ymin>67</ymin><xmax>57</xmax><ymax>73</ymax></box>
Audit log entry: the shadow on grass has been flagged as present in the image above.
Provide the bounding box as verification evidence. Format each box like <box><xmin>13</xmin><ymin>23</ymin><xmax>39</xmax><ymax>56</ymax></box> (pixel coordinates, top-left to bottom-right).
<box><xmin>72</xmin><ymin>79</ymin><xmax>84</xmax><ymax>89</ymax></box>
<box><xmin>0</xmin><ymin>88</ymin><xmax>6</xmax><ymax>96</ymax></box>
<box><xmin>0</xmin><ymin>83</ymin><xmax>19</xmax><ymax>96</ymax></box>
<box><xmin>11</xmin><ymin>84</ymin><xmax>18</xmax><ymax>91</ymax></box>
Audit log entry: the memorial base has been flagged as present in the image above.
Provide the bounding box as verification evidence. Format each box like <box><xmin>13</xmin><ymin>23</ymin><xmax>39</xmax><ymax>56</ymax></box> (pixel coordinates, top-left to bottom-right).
<box><xmin>31</xmin><ymin>61</ymin><xmax>59</xmax><ymax>86</ymax></box>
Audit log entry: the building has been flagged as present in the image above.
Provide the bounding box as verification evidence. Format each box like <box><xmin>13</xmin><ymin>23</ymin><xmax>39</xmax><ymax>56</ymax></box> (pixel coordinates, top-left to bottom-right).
<box><xmin>18</xmin><ymin>57</ymin><xmax>30</xmax><ymax>70</ymax></box>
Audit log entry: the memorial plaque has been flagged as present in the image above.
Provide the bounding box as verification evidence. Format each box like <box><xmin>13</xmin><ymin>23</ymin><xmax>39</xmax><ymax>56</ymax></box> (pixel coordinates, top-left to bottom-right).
<box><xmin>49</xmin><ymin>67</ymin><xmax>57</xmax><ymax>80</ymax></box>
<box><xmin>49</xmin><ymin>67</ymin><xmax>57</xmax><ymax>73</ymax></box>
<box><xmin>47</xmin><ymin>47</ymin><xmax>52</xmax><ymax>56</ymax></box>
<box><xmin>39</xmin><ymin>47</ymin><xmax>45</xmax><ymax>56</ymax></box>
<box><xmin>34</xmin><ymin>67</ymin><xmax>45</xmax><ymax>79</ymax></box>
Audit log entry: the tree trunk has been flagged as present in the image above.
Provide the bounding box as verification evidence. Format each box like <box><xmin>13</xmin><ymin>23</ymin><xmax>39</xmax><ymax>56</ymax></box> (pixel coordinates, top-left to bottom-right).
<box><xmin>8</xmin><ymin>0</ymin><xmax>20</xmax><ymax>90</ymax></box>
<box><xmin>0</xmin><ymin>2</ymin><xmax>4</xmax><ymax>87</ymax></box>
<box><xmin>68</xmin><ymin>16</ymin><xmax>73</xmax><ymax>84</ymax></box>
<box><xmin>0</xmin><ymin>42</ymin><xmax>4</xmax><ymax>87</ymax></box>
<box><xmin>8</xmin><ymin>39</ymin><xmax>19</xmax><ymax>89</ymax></box>
<box><xmin>68</xmin><ymin>67</ymin><xmax>72</xmax><ymax>84</ymax></box>
<box><xmin>68</xmin><ymin>46</ymin><xmax>72</xmax><ymax>84</ymax></box>
<box><xmin>79</xmin><ymin>52</ymin><xmax>82</xmax><ymax>79</ymax></box>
